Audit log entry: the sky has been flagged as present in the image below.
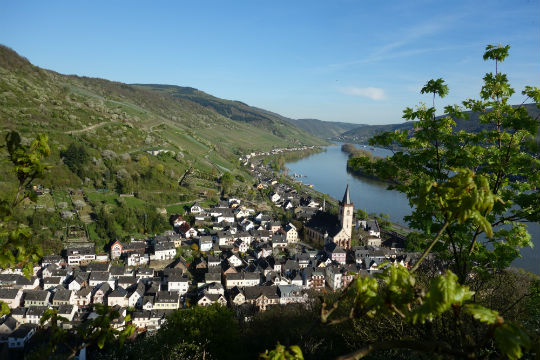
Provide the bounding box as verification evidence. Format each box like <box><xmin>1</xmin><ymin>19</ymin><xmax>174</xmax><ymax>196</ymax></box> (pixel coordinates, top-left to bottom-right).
<box><xmin>1</xmin><ymin>0</ymin><xmax>538</xmax><ymax>125</ymax></box>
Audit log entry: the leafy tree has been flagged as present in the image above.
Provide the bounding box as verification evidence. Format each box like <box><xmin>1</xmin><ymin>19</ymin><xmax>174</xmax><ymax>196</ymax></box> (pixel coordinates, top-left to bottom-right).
<box><xmin>35</xmin><ymin>304</ymin><xmax>134</xmax><ymax>359</ymax></box>
<box><xmin>61</xmin><ymin>143</ymin><xmax>89</xmax><ymax>178</ymax></box>
<box><xmin>220</xmin><ymin>171</ymin><xmax>234</xmax><ymax>194</ymax></box>
<box><xmin>364</xmin><ymin>44</ymin><xmax>539</xmax><ymax>283</ymax></box>
<box><xmin>0</xmin><ymin>131</ymin><xmax>49</xmax><ymax>282</ymax></box>
<box><xmin>263</xmin><ymin>44</ymin><xmax>539</xmax><ymax>360</ymax></box>
<box><xmin>420</xmin><ymin>77</ymin><xmax>449</xmax><ymax>108</ymax></box>
<box><xmin>355</xmin><ymin>209</ymin><xmax>368</xmax><ymax>220</ymax></box>
<box><xmin>99</xmin><ymin>305</ymin><xmax>240</xmax><ymax>360</ymax></box>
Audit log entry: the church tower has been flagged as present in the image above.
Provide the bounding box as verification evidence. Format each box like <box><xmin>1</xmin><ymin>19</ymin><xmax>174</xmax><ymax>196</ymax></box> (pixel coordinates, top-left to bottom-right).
<box><xmin>338</xmin><ymin>184</ymin><xmax>354</xmax><ymax>238</ymax></box>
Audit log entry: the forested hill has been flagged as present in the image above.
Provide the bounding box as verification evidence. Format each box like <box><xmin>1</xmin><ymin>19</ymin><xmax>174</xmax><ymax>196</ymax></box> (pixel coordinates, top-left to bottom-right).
<box><xmin>286</xmin><ymin>118</ymin><xmax>360</xmax><ymax>138</ymax></box>
<box><xmin>132</xmin><ymin>83</ymin><xmax>317</xmax><ymax>140</ymax></box>
<box><xmin>338</xmin><ymin>103</ymin><xmax>540</xmax><ymax>143</ymax></box>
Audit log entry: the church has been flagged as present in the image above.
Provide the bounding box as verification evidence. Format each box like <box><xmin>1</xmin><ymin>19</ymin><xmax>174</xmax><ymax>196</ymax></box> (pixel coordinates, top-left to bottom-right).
<box><xmin>304</xmin><ymin>185</ymin><xmax>354</xmax><ymax>249</ymax></box>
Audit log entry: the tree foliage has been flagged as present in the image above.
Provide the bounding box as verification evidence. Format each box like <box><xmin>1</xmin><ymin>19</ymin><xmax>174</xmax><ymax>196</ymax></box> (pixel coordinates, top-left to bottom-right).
<box><xmin>61</xmin><ymin>143</ymin><xmax>89</xmax><ymax>178</ymax></box>
<box><xmin>0</xmin><ymin>131</ymin><xmax>49</xmax><ymax>281</ymax></box>
<box><xmin>265</xmin><ymin>44</ymin><xmax>539</xmax><ymax>360</ymax></box>
<box><xmin>363</xmin><ymin>44</ymin><xmax>539</xmax><ymax>282</ymax></box>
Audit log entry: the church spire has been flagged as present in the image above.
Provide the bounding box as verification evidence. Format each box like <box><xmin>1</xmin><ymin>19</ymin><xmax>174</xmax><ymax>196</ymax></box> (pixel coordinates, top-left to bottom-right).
<box><xmin>342</xmin><ymin>184</ymin><xmax>351</xmax><ymax>204</ymax></box>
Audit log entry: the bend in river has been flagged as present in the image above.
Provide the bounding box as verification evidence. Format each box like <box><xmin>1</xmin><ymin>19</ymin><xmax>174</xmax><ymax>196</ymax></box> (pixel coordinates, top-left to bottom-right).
<box><xmin>285</xmin><ymin>143</ymin><xmax>539</xmax><ymax>275</ymax></box>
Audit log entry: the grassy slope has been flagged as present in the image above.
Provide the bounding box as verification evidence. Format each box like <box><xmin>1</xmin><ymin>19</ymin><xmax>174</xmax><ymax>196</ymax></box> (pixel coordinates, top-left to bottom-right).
<box><xmin>0</xmin><ymin>44</ymin><xmax>327</xmax><ymax>178</ymax></box>
<box><xmin>0</xmin><ymin>44</ymin><xmax>327</xmax><ymax>251</ymax></box>
<box><xmin>132</xmin><ymin>83</ymin><xmax>327</xmax><ymax>146</ymax></box>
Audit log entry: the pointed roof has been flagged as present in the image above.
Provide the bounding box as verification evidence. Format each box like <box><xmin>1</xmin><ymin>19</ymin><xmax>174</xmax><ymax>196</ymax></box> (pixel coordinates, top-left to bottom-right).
<box><xmin>342</xmin><ymin>185</ymin><xmax>351</xmax><ymax>205</ymax></box>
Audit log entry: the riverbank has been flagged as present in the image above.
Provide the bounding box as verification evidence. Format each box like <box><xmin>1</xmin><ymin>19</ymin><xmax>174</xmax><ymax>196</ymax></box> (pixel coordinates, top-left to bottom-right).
<box><xmin>341</xmin><ymin>143</ymin><xmax>399</xmax><ymax>185</ymax></box>
<box><xmin>284</xmin><ymin>143</ymin><xmax>540</xmax><ymax>275</ymax></box>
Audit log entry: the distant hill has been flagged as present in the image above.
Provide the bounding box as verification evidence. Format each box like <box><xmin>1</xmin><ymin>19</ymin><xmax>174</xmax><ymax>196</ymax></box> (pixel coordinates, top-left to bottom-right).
<box><xmin>286</xmin><ymin>118</ymin><xmax>360</xmax><ymax>138</ymax></box>
<box><xmin>338</xmin><ymin>104</ymin><xmax>540</xmax><ymax>144</ymax></box>
<box><xmin>132</xmin><ymin>84</ymin><xmax>324</xmax><ymax>142</ymax></box>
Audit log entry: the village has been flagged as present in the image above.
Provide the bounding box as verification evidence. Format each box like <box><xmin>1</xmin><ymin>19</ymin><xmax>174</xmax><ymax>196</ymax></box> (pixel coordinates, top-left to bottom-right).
<box><xmin>0</xmin><ymin>150</ymin><xmax>419</xmax><ymax>351</ymax></box>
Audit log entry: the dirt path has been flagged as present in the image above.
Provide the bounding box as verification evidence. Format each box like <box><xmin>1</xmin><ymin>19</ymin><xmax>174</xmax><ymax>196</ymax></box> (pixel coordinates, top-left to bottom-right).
<box><xmin>65</xmin><ymin>121</ymin><xmax>111</xmax><ymax>135</ymax></box>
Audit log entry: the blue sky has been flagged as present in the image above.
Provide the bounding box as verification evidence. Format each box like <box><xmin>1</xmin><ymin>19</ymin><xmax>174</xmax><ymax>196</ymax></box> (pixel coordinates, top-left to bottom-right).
<box><xmin>1</xmin><ymin>0</ymin><xmax>538</xmax><ymax>124</ymax></box>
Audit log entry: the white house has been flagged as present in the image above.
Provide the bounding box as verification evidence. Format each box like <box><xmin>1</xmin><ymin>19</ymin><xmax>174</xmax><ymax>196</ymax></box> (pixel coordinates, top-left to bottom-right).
<box><xmin>240</xmin><ymin>219</ymin><xmax>255</xmax><ymax>231</ymax></box>
<box><xmin>153</xmin><ymin>242</ymin><xmax>176</xmax><ymax>261</ymax></box>
<box><xmin>66</xmin><ymin>248</ymin><xmax>96</xmax><ymax>266</ymax></box>
<box><xmin>108</xmin><ymin>287</ymin><xmax>129</xmax><ymax>307</ymax></box>
<box><xmin>8</xmin><ymin>324</ymin><xmax>36</xmax><ymax>349</ymax></box>
<box><xmin>167</xmin><ymin>274</ymin><xmax>189</xmax><ymax>295</ymax></box>
<box><xmin>190</xmin><ymin>202</ymin><xmax>204</xmax><ymax>214</ymax></box>
<box><xmin>224</xmin><ymin>272</ymin><xmax>260</xmax><ymax>289</ymax></box>
<box><xmin>197</xmin><ymin>292</ymin><xmax>227</xmax><ymax>307</ymax></box>
<box><xmin>270</xmin><ymin>192</ymin><xmax>281</xmax><ymax>203</ymax></box>
<box><xmin>227</xmin><ymin>254</ymin><xmax>243</xmax><ymax>268</ymax></box>
<box><xmin>128</xmin><ymin>283</ymin><xmax>145</xmax><ymax>308</ymax></box>
<box><xmin>284</xmin><ymin>223</ymin><xmax>298</xmax><ymax>243</ymax></box>
<box><xmin>153</xmin><ymin>291</ymin><xmax>180</xmax><ymax>310</ymax></box>
<box><xmin>127</xmin><ymin>253</ymin><xmax>150</xmax><ymax>267</ymax></box>
<box><xmin>199</xmin><ymin>236</ymin><xmax>213</xmax><ymax>252</ymax></box>
<box><xmin>0</xmin><ymin>289</ymin><xmax>23</xmax><ymax>309</ymax></box>
<box><xmin>325</xmin><ymin>266</ymin><xmax>342</xmax><ymax>290</ymax></box>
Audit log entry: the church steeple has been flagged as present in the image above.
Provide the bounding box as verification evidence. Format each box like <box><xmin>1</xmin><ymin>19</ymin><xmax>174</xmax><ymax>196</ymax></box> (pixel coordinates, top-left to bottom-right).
<box><xmin>342</xmin><ymin>184</ymin><xmax>351</xmax><ymax>204</ymax></box>
<box><xmin>337</xmin><ymin>184</ymin><xmax>354</xmax><ymax>249</ymax></box>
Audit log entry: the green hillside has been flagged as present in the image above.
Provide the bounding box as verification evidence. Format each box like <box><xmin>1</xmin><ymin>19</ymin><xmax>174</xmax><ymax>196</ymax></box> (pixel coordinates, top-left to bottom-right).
<box><xmin>131</xmin><ymin>83</ymin><xmax>326</xmax><ymax>144</ymax></box>
<box><xmin>0</xmin><ymin>44</ymin><xmax>326</xmax><ymax>253</ymax></box>
<box><xmin>339</xmin><ymin>104</ymin><xmax>540</xmax><ymax>143</ymax></box>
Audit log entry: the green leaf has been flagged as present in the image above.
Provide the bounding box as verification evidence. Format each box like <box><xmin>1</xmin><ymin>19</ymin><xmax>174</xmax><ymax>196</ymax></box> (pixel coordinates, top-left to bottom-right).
<box><xmin>463</xmin><ymin>303</ymin><xmax>500</xmax><ymax>324</ymax></box>
<box><xmin>410</xmin><ymin>270</ymin><xmax>474</xmax><ymax>324</ymax></box>
<box><xmin>494</xmin><ymin>322</ymin><xmax>531</xmax><ymax>360</ymax></box>
<box><xmin>97</xmin><ymin>333</ymin><xmax>107</xmax><ymax>349</ymax></box>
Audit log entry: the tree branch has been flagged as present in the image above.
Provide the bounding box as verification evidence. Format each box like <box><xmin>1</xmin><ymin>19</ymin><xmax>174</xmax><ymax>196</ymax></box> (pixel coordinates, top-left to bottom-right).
<box><xmin>336</xmin><ymin>339</ymin><xmax>468</xmax><ymax>360</ymax></box>
<box><xmin>411</xmin><ymin>220</ymin><xmax>450</xmax><ymax>273</ymax></box>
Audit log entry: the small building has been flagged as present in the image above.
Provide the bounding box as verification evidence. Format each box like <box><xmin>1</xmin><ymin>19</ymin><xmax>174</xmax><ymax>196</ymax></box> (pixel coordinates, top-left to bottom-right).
<box><xmin>154</xmin><ymin>291</ymin><xmax>180</xmax><ymax>310</ymax></box>
<box><xmin>8</xmin><ymin>323</ymin><xmax>37</xmax><ymax>349</ymax></box>
<box><xmin>66</xmin><ymin>248</ymin><xmax>96</xmax><ymax>266</ymax></box>
<box><xmin>23</xmin><ymin>290</ymin><xmax>50</xmax><ymax>307</ymax></box>
<box><xmin>0</xmin><ymin>289</ymin><xmax>23</xmax><ymax>309</ymax></box>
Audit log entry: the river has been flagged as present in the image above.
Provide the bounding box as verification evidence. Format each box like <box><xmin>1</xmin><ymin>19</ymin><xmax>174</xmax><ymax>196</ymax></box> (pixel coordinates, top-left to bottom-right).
<box><xmin>285</xmin><ymin>143</ymin><xmax>539</xmax><ymax>275</ymax></box>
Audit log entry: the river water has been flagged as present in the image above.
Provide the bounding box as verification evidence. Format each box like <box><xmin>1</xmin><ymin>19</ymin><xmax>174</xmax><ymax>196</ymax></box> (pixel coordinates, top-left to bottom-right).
<box><xmin>285</xmin><ymin>143</ymin><xmax>539</xmax><ymax>275</ymax></box>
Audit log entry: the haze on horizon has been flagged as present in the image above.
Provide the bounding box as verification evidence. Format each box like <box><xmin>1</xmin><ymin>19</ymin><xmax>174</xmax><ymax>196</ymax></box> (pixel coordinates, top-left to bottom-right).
<box><xmin>1</xmin><ymin>0</ymin><xmax>538</xmax><ymax>125</ymax></box>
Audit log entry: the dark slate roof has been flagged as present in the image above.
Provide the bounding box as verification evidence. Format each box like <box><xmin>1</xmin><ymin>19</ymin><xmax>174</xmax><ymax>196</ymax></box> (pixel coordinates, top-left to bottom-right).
<box><xmin>76</xmin><ymin>287</ymin><xmax>92</xmax><ymax>297</ymax></box>
<box><xmin>162</xmin><ymin>268</ymin><xmax>183</xmax><ymax>277</ymax></box>
<box><xmin>57</xmin><ymin>304</ymin><xmax>75</xmax><ymax>315</ymax></box>
<box><xmin>9</xmin><ymin>323</ymin><xmax>37</xmax><ymax>339</ymax></box>
<box><xmin>11</xmin><ymin>307</ymin><xmax>27</xmax><ymax>317</ymax></box>
<box><xmin>155</xmin><ymin>242</ymin><xmax>175</xmax><ymax>251</ymax></box>
<box><xmin>24</xmin><ymin>290</ymin><xmax>49</xmax><ymax>301</ymax></box>
<box><xmin>109</xmin><ymin>265</ymin><xmax>127</xmax><ymax>276</ymax></box>
<box><xmin>67</xmin><ymin>248</ymin><xmax>95</xmax><ymax>256</ymax></box>
<box><xmin>341</xmin><ymin>184</ymin><xmax>351</xmax><ymax>205</ymax></box>
<box><xmin>117</xmin><ymin>276</ymin><xmax>137</xmax><ymax>287</ymax></box>
<box><xmin>86</xmin><ymin>263</ymin><xmax>109</xmax><ymax>272</ymax></box>
<box><xmin>89</xmin><ymin>272</ymin><xmax>109</xmax><ymax>282</ymax></box>
<box><xmin>26</xmin><ymin>306</ymin><xmax>48</xmax><ymax>317</ymax></box>
<box><xmin>243</xmin><ymin>285</ymin><xmax>279</xmax><ymax>300</ymax></box>
<box><xmin>168</xmin><ymin>273</ymin><xmax>188</xmax><ymax>283</ymax></box>
<box><xmin>109</xmin><ymin>287</ymin><xmax>128</xmax><ymax>298</ymax></box>
<box><xmin>305</xmin><ymin>211</ymin><xmax>341</xmax><ymax>237</ymax></box>
<box><xmin>0</xmin><ymin>288</ymin><xmax>20</xmax><ymax>300</ymax></box>
<box><xmin>96</xmin><ymin>282</ymin><xmax>111</xmax><ymax>294</ymax></box>
<box><xmin>155</xmin><ymin>291</ymin><xmax>179</xmax><ymax>303</ymax></box>
<box><xmin>53</xmin><ymin>289</ymin><xmax>72</xmax><ymax>302</ymax></box>
<box><xmin>0</xmin><ymin>316</ymin><xmax>18</xmax><ymax>331</ymax></box>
